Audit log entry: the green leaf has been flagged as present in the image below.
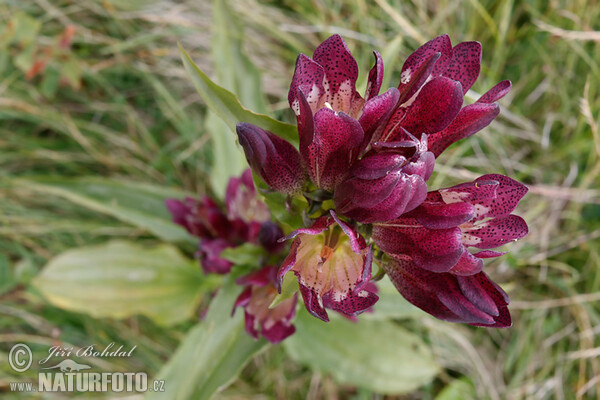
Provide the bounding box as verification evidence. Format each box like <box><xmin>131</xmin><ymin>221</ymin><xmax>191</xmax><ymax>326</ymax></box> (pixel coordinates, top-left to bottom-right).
<box><xmin>269</xmin><ymin>271</ymin><xmax>298</xmax><ymax>309</ymax></box>
<box><xmin>284</xmin><ymin>310</ymin><xmax>439</xmax><ymax>394</ymax></box>
<box><xmin>205</xmin><ymin>0</ymin><xmax>268</xmax><ymax>197</ymax></box>
<box><xmin>435</xmin><ymin>378</ymin><xmax>477</xmax><ymax>400</ymax></box>
<box><xmin>33</xmin><ymin>241</ymin><xmax>205</xmax><ymax>326</ymax></box>
<box><xmin>220</xmin><ymin>242</ymin><xmax>266</xmax><ymax>267</ymax></box>
<box><xmin>148</xmin><ymin>275</ymin><xmax>268</xmax><ymax>400</ymax></box>
<box><xmin>15</xmin><ymin>177</ymin><xmax>194</xmax><ymax>243</ymax></box>
<box><xmin>179</xmin><ymin>45</ymin><xmax>298</xmax><ymax>146</ymax></box>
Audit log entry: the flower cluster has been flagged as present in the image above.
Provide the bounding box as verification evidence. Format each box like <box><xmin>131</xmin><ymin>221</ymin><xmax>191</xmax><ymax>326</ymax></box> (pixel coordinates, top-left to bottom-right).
<box><xmin>167</xmin><ymin>170</ymin><xmax>296</xmax><ymax>343</ymax></box>
<box><xmin>170</xmin><ymin>34</ymin><xmax>528</xmax><ymax>343</ymax></box>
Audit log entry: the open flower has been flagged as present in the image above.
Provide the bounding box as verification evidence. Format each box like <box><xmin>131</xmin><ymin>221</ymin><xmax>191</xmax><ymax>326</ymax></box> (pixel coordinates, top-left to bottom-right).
<box><xmin>233</xmin><ymin>266</ymin><xmax>297</xmax><ymax>343</ymax></box>
<box><xmin>373</xmin><ymin>174</ymin><xmax>528</xmax><ymax>275</ymax></box>
<box><xmin>277</xmin><ymin>211</ymin><xmax>378</xmax><ymax>321</ymax></box>
<box><xmin>288</xmin><ymin>34</ymin><xmax>400</xmax><ymax>190</ymax></box>
<box><xmin>373</xmin><ymin>174</ymin><xmax>527</xmax><ymax>326</ymax></box>
<box><xmin>378</xmin><ymin>35</ymin><xmax>511</xmax><ymax>159</ymax></box>
<box><xmin>333</xmin><ymin>132</ymin><xmax>434</xmax><ymax>223</ymax></box>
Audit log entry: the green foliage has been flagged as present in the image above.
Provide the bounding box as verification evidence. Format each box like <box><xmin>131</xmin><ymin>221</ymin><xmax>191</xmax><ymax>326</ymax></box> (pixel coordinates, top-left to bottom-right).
<box><xmin>15</xmin><ymin>177</ymin><xmax>193</xmax><ymax>243</ymax></box>
<box><xmin>148</xmin><ymin>275</ymin><xmax>268</xmax><ymax>400</ymax></box>
<box><xmin>33</xmin><ymin>241</ymin><xmax>206</xmax><ymax>326</ymax></box>
<box><xmin>284</xmin><ymin>310</ymin><xmax>439</xmax><ymax>394</ymax></box>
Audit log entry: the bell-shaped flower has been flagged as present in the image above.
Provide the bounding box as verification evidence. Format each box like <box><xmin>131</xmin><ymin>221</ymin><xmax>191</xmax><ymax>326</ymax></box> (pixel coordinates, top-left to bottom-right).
<box><xmin>373</xmin><ymin>174</ymin><xmax>528</xmax><ymax>275</ymax></box>
<box><xmin>378</xmin><ymin>35</ymin><xmax>511</xmax><ymax>158</ymax></box>
<box><xmin>288</xmin><ymin>34</ymin><xmax>400</xmax><ymax>190</ymax></box>
<box><xmin>382</xmin><ymin>257</ymin><xmax>511</xmax><ymax>327</ymax></box>
<box><xmin>277</xmin><ymin>211</ymin><xmax>378</xmax><ymax>321</ymax></box>
<box><xmin>236</xmin><ymin>123</ymin><xmax>306</xmax><ymax>194</ymax></box>
<box><xmin>233</xmin><ymin>266</ymin><xmax>297</xmax><ymax>343</ymax></box>
<box><xmin>333</xmin><ymin>133</ymin><xmax>434</xmax><ymax>223</ymax></box>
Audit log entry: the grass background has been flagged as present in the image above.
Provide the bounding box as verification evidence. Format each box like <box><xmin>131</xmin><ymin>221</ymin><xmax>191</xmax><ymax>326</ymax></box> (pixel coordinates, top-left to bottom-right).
<box><xmin>1</xmin><ymin>0</ymin><xmax>599</xmax><ymax>399</ymax></box>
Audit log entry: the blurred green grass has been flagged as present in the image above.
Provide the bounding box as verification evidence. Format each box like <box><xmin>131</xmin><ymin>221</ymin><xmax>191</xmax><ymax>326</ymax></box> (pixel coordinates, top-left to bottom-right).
<box><xmin>1</xmin><ymin>0</ymin><xmax>599</xmax><ymax>399</ymax></box>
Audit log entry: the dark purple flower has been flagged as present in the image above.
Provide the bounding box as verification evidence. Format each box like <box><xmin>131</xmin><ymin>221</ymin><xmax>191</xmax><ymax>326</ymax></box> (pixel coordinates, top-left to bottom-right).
<box><xmin>377</xmin><ymin>35</ymin><xmax>511</xmax><ymax>158</ymax></box>
<box><xmin>373</xmin><ymin>174</ymin><xmax>528</xmax><ymax>275</ymax></box>
<box><xmin>372</xmin><ymin>174</ymin><xmax>527</xmax><ymax>326</ymax></box>
<box><xmin>277</xmin><ymin>211</ymin><xmax>378</xmax><ymax>322</ymax></box>
<box><xmin>166</xmin><ymin>169</ymin><xmax>279</xmax><ymax>275</ymax></box>
<box><xmin>165</xmin><ymin>196</ymin><xmax>228</xmax><ymax>239</ymax></box>
<box><xmin>233</xmin><ymin>266</ymin><xmax>297</xmax><ymax>343</ymax></box>
<box><xmin>382</xmin><ymin>257</ymin><xmax>511</xmax><ymax>327</ymax></box>
<box><xmin>288</xmin><ymin>34</ymin><xmax>400</xmax><ymax>190</ymax></box>
<box><xmin>333</xmin><ymin>133</ymin><xmax>434</xmax><ymax>223</ymax></box>
<box><xmin>236</xmin><ymin>123</ymin><xmax>306</xmax><ymax>194</ymax></box>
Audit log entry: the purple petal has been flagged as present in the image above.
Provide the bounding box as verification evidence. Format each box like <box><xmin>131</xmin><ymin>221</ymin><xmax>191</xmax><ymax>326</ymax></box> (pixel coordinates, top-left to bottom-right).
<box><xmin>365</xmin><ymin>51</ymin><xmax>384</xmax><ymax>101</ymax></box>
<box><xmin>443</xmin><ymin>41</ymin><xmax>482</xmax><ymax>94</ymax></box>
<box><xmin>472</xmin><ymin>174</ymin><xmax>528</xmax><ymax>219</ymax></box>
<box><xmin>399</xmin><ymin>35</ymin><xmax>453</xmax><ymax>98</ymax></box>
<box><xmin>400</xmin><ymin>76</ymin><xmax>464</xmax><ymax>137</ymax></box>
<box><xmin>449</xmin><ymin>251</ymin><xmax>484</xmax><ymax>276</ymax></box>
<box><xmin>398</xmin><ymin>52</ymin><xmax>440</xmax><ymax>104</ymax></box>
<box><xmin>261</xmin><ymin>320</ymin><xmax>296</xmax><ymax>344</ymax></box>
<box><xmin>384</xmin><ymin>258</ymin><xmax>511</xmax><ymax>327</ymax></box>
<box><xmin>428</xmin><ymin>103</ymin><xmax>500</xmax><ymax>158</ymax></box>
<box><xmin>359</xmin><ymin>88</ymin><xmax>400</xmax><ymax>148</ymax></box>
<box><xmin>322</xmin><ymin>289</ymin><xmax>379</xmax><ymax>317</ymax></box>
<box><xmin>410</xmin><ymin>201</ymin><xmax>475</xmax><ymax>229</ymax></box>
<box><xmin>308</xmin><ymin>108</ymin><xmax>364</xmax><ymax>190</ymax></box>
<box><xmin>373</xmin><ymin>223</ymin><xmax>464</xmax><ymax>272</ymax></box>
<box><xmin>477</xmin><ymin>80</ymin><xmax>512</xmax><ymax>104</ymax></box>
<box><xmin>236</xmin><ymin>123</ymin><xmax>305</xmax><ymax>194</ymax></box>
<box><xmin>244</xmin><ymin>311</ymin><xmax>259</xmax><ymax>339</ymax></box>
<box><xmin>288</xmin><ymin>54</ymin><xmax>325</xmax><ymax>114</ymax></box>
<box><xmin>313</xmin><ymin>35</ymin><xmax>359</xmax><ymax>102</ymax></box>
<box><xmin>232</xmin><ymin>287</ymin><xmax>252</xmax><ymax>315</ymax></box>
<box><xmin>198</xmin><ymin>238</ymin><xmax>233</xmax><ymax>274</ymax></box>
<box><xmin>474</xmin><ymin>250</ymin><xmax>507</xmax><ymax>258</ymax></box>
<box><xmin>298</xmin><ymin>282</ymin><xmax>329</xmax><ymax>322</ymax></box>
<box><xmin>462</xmin><ymin>215</ymin><xmax>529</xmax><ymax>249</ymax></box>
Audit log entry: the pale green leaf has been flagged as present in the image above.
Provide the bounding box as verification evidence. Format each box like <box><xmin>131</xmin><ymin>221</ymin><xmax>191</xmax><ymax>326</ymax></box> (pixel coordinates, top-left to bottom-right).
<box><xmin>16</xmin><ymin>177</ymin><xmax>193</xmax><ymax>243</ymax></box>
<box><xmin>33</xmin><ymin>241</ymin><xmax>205</xmax><ymax>326</ymax></box>
<box><xmin>284</xmin><ymin>310</ymin><xmax>439</xmax><ymax>394</ymax></box>
<box><xmin>148</xmin><ymin>275</ymin><xmax>268</xmax><ymax>400</ymax></box>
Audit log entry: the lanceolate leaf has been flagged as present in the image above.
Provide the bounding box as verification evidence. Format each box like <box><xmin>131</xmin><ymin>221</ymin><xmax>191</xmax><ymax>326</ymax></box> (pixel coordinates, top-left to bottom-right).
<box><xmin>33</xmin><ymin>241</ymin><xmax>205</xmax><ymax>326</ymax></box>
<box><xmin>148</xmin><ymin>275</ymin><xmax>268</xmax><ymax>400</ymax></box>
<box><xmin>179</xmin><ymin>45</ymin><xmax>299</xmax><ymax>146</ymax></box>
<box><xmin>16</xmin><ymin>177</ymin><xmax>193</xmax><ymax>243</ymax></box>
<box><xmin>284</xmin><ymin>310</ymin><xmax>439</xmax><ymax>394</ymax></box>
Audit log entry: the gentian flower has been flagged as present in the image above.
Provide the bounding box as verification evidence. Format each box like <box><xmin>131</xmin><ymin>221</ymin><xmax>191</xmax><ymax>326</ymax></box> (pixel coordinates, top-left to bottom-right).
<box><xmin>288</xmin><ymin>34</ymin><xmax>400</xmax><ymax>190</ymax></box>
<box><xmin>377</xmin><ymin>34</ymin><xmax>511</xmax><ymax>159</ymax></box>
<box><xmin>277</xmin><ymin>211</ymin><xmax>378</xmax><ymax>322</ymax></box>
<box><xmin>383</xmin><ymin>257</ymin><xmax>511</xmax><ymax>327</ymax></box>
<box><xmin>166</xmin><ymin>169</ymin><xmax>272</xmax><ymax>274</ymax></box>
<box><xmin>373</xmin><ymin>174</ymin><xmax>528</xmax><ymax>325</ymax></box>
<box><xmin>236</xmin><ymin>123</ymin><xmax>306</xmax><ymax>194</ymax></box>
<box><xmin>233</xmin><ymin>266</ymin><xmax>297</xmax><ymax>343</ymax></box>
<box><xmin>333</xmin><ymin>132</ymin><xmax>434</xmax><ymax>223</ymax></box>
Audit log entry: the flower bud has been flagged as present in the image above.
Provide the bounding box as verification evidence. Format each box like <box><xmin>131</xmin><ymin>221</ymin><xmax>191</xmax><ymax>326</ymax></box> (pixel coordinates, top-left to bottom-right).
<box><xmin>236</xmin><ymin>122</ymin><xmax>305</xmax><ymax>194</ymax></box>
